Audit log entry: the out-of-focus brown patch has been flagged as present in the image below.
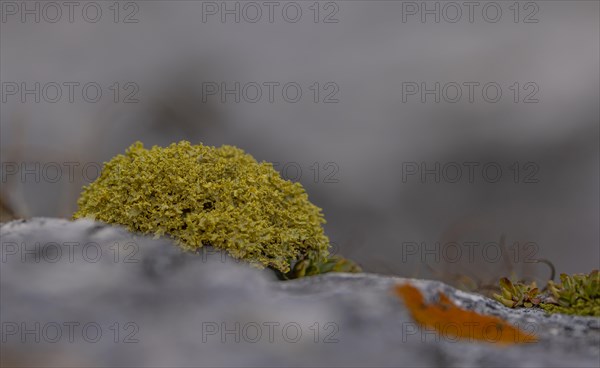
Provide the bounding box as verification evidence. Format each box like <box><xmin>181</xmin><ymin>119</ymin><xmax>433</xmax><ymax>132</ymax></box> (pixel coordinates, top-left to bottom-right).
<box><xmin>1</xmin><ymin>348</ymin><xmax>89</xmax><ymax>368</ymax></box>
<box><xmin>0</xmin><ymin>195</ymin><xmax>18</xmax><ymax>222</ymax></box>
<box><xmin>394</xmin><ymin>284</ymin><xmax>538</xmax><ymax>345</ymax></box>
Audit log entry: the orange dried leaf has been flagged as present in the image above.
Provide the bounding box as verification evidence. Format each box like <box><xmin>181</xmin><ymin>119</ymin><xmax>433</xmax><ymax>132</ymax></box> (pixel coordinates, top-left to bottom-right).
<box><xmin>395</xmin><ymin>284</ymin><xmax>537</xmax><ymax>345</ymax></box>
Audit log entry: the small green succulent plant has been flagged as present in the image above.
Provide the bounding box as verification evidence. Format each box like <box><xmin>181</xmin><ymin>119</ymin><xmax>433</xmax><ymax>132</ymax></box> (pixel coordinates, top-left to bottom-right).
<box><xmin>494</xmin><ymin>270</ymin><xmax>599</xmax><ymax>317</ymax></box>
<box><xmin>74</xmin><ymin>141</ymin><xmax>360</xmax><ymax>276</ymax></box>
<box><xmin>494</xmin><ymin>278</ymin><xmax>542</xmax><ymax>309</ymax></box>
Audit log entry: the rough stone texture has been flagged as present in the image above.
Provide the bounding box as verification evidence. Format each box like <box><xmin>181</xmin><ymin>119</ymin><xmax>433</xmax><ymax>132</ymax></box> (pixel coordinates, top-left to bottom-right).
<box><xmin>1</xmin><ymin>218</ymin><xmax>599</xmax><ymax>367</ymax></box>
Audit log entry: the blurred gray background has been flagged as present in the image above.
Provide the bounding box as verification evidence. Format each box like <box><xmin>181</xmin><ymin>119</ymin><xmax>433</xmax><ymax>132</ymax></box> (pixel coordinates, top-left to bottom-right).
<box><xmin>1</xmin><ymin>1</ymin><xmax>598</xmax><ymax>284</ymax></box>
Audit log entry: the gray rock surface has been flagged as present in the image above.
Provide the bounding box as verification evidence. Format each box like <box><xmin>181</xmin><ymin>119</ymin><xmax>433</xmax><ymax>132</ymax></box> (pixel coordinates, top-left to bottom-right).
<box><xmin>1</xmin><ymin>218</ymin><xmax>599</xmax><ymax>367</ymax></box>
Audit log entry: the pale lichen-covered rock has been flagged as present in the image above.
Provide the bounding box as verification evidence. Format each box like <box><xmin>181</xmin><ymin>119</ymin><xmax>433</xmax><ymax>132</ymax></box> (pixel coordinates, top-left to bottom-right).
<box><xmin>1</xmin><ymin>218</ymin><xmax>599</xmax><ymax>367</ymax></box>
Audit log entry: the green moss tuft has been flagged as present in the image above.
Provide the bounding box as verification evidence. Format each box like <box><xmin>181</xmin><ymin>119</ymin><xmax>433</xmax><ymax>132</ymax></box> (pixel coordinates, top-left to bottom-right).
<box><xmin>74</xmin><ymin>141</ymin><xmax>331</xmax><ymax>273</ymax></box>
<box><xmin>494</xmin><ymin>270</ymin><xmax>599</xmax><ymax>317</ymax></box>
<box><xmin>541</xmin><ymin>270</ymin><xmax>600</xmax><ymax>316</ymax></box>
<box><xmin>276</xmin><ymin>254</ymin><xmax>362</xmax><ymax>280</ymax></box>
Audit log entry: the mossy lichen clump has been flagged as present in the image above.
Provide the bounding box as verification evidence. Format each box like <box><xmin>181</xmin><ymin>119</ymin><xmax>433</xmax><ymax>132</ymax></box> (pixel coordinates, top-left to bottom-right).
<box><xmin>73</xmin><ymin>141</ymin><xmax>331</xmax><ymax>273</ymax></box>
<box><xmin>493</xmin><ymin>270</ymin><xmax>599</xmax><ymax>317</ymax></box>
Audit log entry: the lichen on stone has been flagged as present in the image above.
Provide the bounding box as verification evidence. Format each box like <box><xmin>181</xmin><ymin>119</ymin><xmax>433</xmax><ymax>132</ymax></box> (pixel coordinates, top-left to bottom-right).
<box><xmin>396</xmin><ymin>284</ymin><xmax>538</xmax><ymax>344</ymax></box>
<box><xmin>73</xmin><ymin>141</ymin><xmax>331</xmax><ymax>273</ymax></box>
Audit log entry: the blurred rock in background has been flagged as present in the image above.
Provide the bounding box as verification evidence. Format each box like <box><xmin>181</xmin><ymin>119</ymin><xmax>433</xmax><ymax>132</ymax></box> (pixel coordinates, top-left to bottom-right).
<box><xmin>1</xmin><ymin>1</ymin><xmax>598</xmax><ymax>283</ymax></box>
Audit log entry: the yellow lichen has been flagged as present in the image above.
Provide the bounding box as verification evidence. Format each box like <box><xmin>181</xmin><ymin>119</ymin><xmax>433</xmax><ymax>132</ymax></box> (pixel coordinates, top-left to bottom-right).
<box><xmin>73</xmin><ymin>141</ymin><xmax>330</xmax><ymax>273</ymax></box>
